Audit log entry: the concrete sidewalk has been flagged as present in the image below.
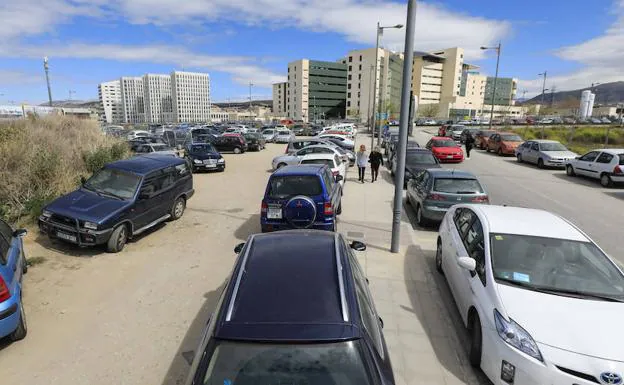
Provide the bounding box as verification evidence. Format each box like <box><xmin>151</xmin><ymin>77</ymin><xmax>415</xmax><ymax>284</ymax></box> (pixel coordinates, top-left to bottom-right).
<box><xmin>338</xmin><ymin>135</ymin><xmax>488</xmax><ymax>385</ymax></box>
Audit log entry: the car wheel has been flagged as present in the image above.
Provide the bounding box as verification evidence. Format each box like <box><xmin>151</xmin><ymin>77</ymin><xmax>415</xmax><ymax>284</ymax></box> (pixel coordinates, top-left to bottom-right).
<box><xmin>601</xmin><ymin>173</ymin><xmax>613</xmax><ymax>187</ymax></box>
<box><xmin>22</xmin><ymin>257</ymin><xmax>28</xmax><ymax>275</ymax></box>
<box><xmin>277</xmin><ymin>162</ymin><xmax>287</xmax><ymax>169</ymax></box>
<box><xmin>9</xmin><ymin>299</ymin><xmax>27</xmax><ymax>341</ymax></box>
<box><xmin>566</xmin><ymin>164</ymin><xmax>576</xmax><ymax>176</ymax></box>
<box><xmin>435</xmin><ymin>239</ymin><xmax>444</xmax><ymax>274</ymax></box>
<box><xmin>106</xmin><ymin>224</ymin><xmax>128</xmax><ymax>253</ymax></box>
<box><xmin>537</xmin><ymin>158</ymin><xmax>545</xmax><ymax>169</ymax></box>
<box><xmin>485</xmin><ymin>146</ymin><xmax>490</xmax><ymax>153</ymax></box>
<box><xmin>233</xmin><ymin>147</ymin><xmax>242</xmax><ymax>154</ymax></box>
<box><xmin>469</xmin><ymin>312</ymin><xmax>483</xmax><ymax>368</ymax></box>
<box><xmin>170</xmin><ymin>197</ymin><xmax>186</xmax><ymax>220</ymax></box>
<box><xmin>336</xmin><ymin>201</ymin><xmax>342</xmax><ymax>215</ymax></box>
<box><xmin>416</xmin><ymin>204</ymin><xmax>428</xmax><ymax>227</ymax></box>
<box><xmin>516</xmin><ymin>154</ymin><xmax>523</xmax><ymax>163</ymax></box>
<box><xmin>497</xmin><ymin>148</ymin><xmax>503</xmax><ymax>156</ymax></box>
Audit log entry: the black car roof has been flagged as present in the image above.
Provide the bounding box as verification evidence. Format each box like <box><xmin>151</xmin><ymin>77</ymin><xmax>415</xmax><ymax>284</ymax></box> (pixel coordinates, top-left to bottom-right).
<box><xmin>105</xmin><ymin>155</ymin><xmax>185</xmax><ymax>175</ymax></box>
<box><xmin>214</xmin><ymin>230</ymin><xmax>361</xmax><ymax>342</ymax></box>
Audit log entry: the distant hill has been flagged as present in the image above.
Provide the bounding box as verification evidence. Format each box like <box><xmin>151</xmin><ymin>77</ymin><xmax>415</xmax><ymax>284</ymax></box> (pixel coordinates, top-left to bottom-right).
<box><xmin>39</xmin><ymin>100</ymin><xmax>100</xmax><ymax>108</ymax></box>
<box><xmin>523</xmin><ymin>81</ymin><xmax>624</xmax><ymax>105</ymax></box>
<box><xmin>213</xmin><ymin>99</ymin><xmax>272</xmax><ymax>109</ymax></box>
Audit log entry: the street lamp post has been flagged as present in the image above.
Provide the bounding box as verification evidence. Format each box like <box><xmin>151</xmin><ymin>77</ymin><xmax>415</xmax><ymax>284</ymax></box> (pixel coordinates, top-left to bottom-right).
<box><xmin>537</xmin><ymin>71</ymin><xmax>548</xmax><ymax>138</ymax></box>
<box><xmin>43</xmin><ymin>56</ymin><xmax>53</xmax><ymax>106</ymax></box>
<box><xmin>249</xmin><ymin>82</ymin><xmax>253</xmax><ymax>110</ymax></box>
<box><xmin>480</xmin><ymin>43</ymin><xmax>501</xmax><ymax>130</ymax></box>
<box><xmin>371</xmin><ymin>22</ymin><xmax>403</xmax><ymax>148</ymax></box>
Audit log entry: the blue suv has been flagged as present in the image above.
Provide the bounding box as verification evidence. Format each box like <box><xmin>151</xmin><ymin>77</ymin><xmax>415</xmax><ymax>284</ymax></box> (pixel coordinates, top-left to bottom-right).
<box><xmin>39</xmin><ymin>155</ymin><xmax>194</xmax><ymax>253</ymax></box>
<box><xmin>261</xmin><ymin>164</ymin><xmax>343</xmax><ymax>232</ymax></box>
<box><xmin>0</xmin><ymin>218</ymin><xmax>28</xmax><ymax>342</ymax></box>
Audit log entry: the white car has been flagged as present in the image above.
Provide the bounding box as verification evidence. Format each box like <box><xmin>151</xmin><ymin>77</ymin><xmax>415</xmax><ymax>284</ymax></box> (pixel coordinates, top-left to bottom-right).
<box><xmin>272</xmin><ymin>144</ymin><xmax>348</xmax><ymax>170</ymax></box>
<box><xmin>274</xmin><ymin>129</ymin><xmax>294</xmax><ymax>143</ymax></box>
<box><xmin>299</xmin><ymin>153</ymin><xmax>347</xmax><ymax>186</ymax></box>
<box><xmin>423</xmin><ymin>119</ymin><xmax>438</xmax><ymax>126</ymax></box>
<box><xmin>127</xmin><ymin>130</ymin><xmax>150</xmax><ymax>140</ymax></box>
<box><xmin>565</xmin><ymin>148</ymin><xmax>624</xmax><ymax>187</ymax></box>
<box><xmin>437</xmin><ymin>204</ymin><xmax>624</xmax><ymax>385</ymax></box>
<box><xmin>318</xmin><ymin>134</ymin><xmax>355</xmax><ymax>149</ymax></box>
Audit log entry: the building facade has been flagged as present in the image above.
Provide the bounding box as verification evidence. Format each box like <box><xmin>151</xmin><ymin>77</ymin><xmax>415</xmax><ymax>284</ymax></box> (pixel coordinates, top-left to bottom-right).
<box><xmin>172</xmin><ymin>71</ymin><xmax>211</xmax><ymax>123</ymax></box>
<box><xmin>120</xmin><ymin>77</ymin><xmax>145</xmax><ymax>124</ymax></box>
<box><xmin>98</xmin><ymin>80</ymin><xmax>122</xmax><ymax>124</ymax></box>
<box><xmin>272</xmin><ymin>82</ymin><xmax>287</xmax><ymax>116</ymax></box>
<box><xmin>484</xmin><ymin>77</ymin><xmax>517</xmax><ymax>106</ymax></box>
<box><xmin>143</xmin><ymin>74</ymin><xmax>174</xmax><ymax>124</ymax></box>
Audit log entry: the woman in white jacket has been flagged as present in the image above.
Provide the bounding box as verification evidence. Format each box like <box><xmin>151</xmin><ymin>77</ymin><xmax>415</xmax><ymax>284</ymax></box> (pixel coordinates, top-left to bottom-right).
<box><xmin>356</xmin><ymin>144</ymin><xmax>368</xmax><ymax>183</ymax></box>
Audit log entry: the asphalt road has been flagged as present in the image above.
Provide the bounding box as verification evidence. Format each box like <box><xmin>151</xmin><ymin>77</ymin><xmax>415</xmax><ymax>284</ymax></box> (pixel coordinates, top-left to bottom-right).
<box><xmin>412</xmin><ymin>128</ymin><xmax>624</xmax><ymax>263</ymax></box>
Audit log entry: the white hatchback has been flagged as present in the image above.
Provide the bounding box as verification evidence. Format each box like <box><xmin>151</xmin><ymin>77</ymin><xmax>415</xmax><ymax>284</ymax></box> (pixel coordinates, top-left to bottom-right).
<box><xmin>437</xmin><ymin>204</ymin><xmax>624</xmax><ymax>385</ymax></box>
<box><xmin>565</xmin><ymin>148</ymin><xmax>624</xmax><ymax>187</ymax></box>
<box><xmin>299</xmin><ymin>153</ymin><xmax>347</xmax><ymax>186</ymax></box>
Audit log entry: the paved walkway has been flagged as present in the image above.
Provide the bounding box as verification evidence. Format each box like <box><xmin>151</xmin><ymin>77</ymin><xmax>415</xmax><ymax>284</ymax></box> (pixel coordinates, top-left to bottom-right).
<box><xmin>338</xmin><ymin>135</ymin><xmax>489</xmax><ymax>385</ymax></box>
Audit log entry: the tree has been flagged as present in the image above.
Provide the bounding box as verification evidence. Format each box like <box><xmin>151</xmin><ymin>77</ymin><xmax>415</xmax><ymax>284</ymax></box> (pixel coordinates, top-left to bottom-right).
<box><xmin>418</xmin><ymin>103</ymin><xmax>439</xmax><ymax>118</ymax></box>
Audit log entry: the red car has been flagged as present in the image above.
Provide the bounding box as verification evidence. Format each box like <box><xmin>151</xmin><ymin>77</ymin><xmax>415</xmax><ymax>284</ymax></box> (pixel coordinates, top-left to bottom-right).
<box><xmin>425</xmin><ymin>136</ymin><xmax>464</xmax><ymax>163</ymax></box>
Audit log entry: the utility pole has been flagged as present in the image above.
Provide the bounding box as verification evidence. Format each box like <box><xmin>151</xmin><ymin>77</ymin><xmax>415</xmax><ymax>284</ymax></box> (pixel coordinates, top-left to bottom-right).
<box><xmin>390</xmin><ymin>0</ymin><xmax>416</xmax><ymax>253</ymax></box>
<box><xmin>481</xmin><ymin>42</ymin><xmax>501</xmax><ymax>130</ymax></box>
<box><xmin>43</xmin><ymin>56</ymin><xmax>53</xmax><ymax>106</ymax></box>
<box><xmin>249</xmin><ymin>82</ymin><xmax>253</xmax><ymax>110</ymax></box>
<box><xmin>368</xmin><ymin>64</ymin><xmax>375</xmax><ymax>148</ymax></box>
<box><xmin>538</xmin><ymin>71</ymin><xmax>547</xmax><ymax>138</ymax></box>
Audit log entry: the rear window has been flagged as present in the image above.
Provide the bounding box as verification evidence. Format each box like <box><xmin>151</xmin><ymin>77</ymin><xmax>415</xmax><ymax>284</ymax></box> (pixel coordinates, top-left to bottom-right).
<box><xmin>301</xmin><ymin>159</ymin><xmax>334</xmax><ymax>167</ymax></box>
<box><xmin>406</xmin><ymin>152</ymin><xmax>437</xmax><ymax>164</ymax></box>
<box><xmin>268</xmin><ymin>175</ymin><xmax>323</xmax><ymax>198</ymax></box>
<box><xmin>433</xmin><ymin>178</ymin><xmax>484</xmax><ymax>194</ymax></box>
<box><xmin>500</xmin><ymin>134</ymin><xmax>523</xmax><ymax>141</ymax></box>
<box><xmin>619</xmin><ymin>154</ymin><xmax>624</xmax><ymax>165</ymax></box>
<box><xmin>278</xmin><ymin>130</ymin><xmax>290</xmax><ymax>135</ymax></box>
<box><xmin>432</xmin><ymin>140</ymin><xmax>458</xmax><ymax>147</ymax></box>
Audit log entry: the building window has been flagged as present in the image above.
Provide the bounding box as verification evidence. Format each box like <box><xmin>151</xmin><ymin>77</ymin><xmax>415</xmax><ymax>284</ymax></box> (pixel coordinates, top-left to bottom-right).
<box><xmin>348</xmin><ymin>65</ymin><xmax>352</xmax><ymax>71</ymax></box>
<box><xmin>359</xmin><ymin>55</ymin><xmax>362</xmax><ymax>61</ymax></box>
<box><xmin>358</xmin><ymin>74</ymin><xmax>362</xmax><ymax>80</ymax></box>
<box><xmin>349</xmin><ymin>56</ymin><xmax>353</xmax><ymax>62</ymax></box>
<box><xmin>347</xmin><ymin>101</ymin><xmax>351</xmax><ymax>107</ymax></box>
<box><xmin>348</xmin><ymin>74</ymin><xmax>352</xmax><ymax>80</ymax></box>
<box><xmin>359</xmin><ymin>65</ymin><xmax>362</xmax><ymax>70</ymax></box>
<box><xmin>348</xmin><ymin>92</ymin><xmax>351</xmax><ymax>98</ymax></box>
<box><xmin>348</xmin><ymin>84</ymin><xmax>351</xmax><ymax>90</ymax></box>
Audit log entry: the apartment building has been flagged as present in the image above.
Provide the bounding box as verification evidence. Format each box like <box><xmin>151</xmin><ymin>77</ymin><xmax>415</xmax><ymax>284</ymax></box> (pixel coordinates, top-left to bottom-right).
<box><xmin>286</xmin><ymin>59</ymin><xmax>347</xmax><ymax>122</ymax></box>
<box><xmin>172</xmin><ymin>71</ymin><xmax>211</xmax><ymax>123</ymax></box>
<box><xmin>120</xmin><ymin>77</ymin><xmax>145</xmax><ymax>124</ymax></box>
<box><xmin>98</xmin><ymin>80</ymin><xmax>122</xmax><ymax>124</ymax></box>
<box><xmin>272</xmin><ymin>82</ymin><xmax>287</xmax><ymax>116</ymax></box>
<box><xmin>143</xmin><ymin>74</ymin><xmax>174</xmax><ymax>124</ymax></box>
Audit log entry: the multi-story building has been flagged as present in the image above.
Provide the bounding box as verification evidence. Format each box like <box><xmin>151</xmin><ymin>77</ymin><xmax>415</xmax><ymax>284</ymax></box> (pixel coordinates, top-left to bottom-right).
<box><xmin>272</xmin><ymin>82</ymin><xmax>287</xmax><ymax>116</ymax></box>
<box><xmin>98</xmin><ymin>80</ymin><xmax>122</xmax><ymax>124</ymax></box>
<box><xmin>286</xmin><ymin>59</ymin><xmax>347</xmax><ymax>122</ymax></box>
<box><xmin>171</xmin><ymin>71</ymin><xmax>211</xmax><ymax>123</ymax></box>
<box><xmin>120</xmin><ymin>77</ymin><xmax>145</xmax><ymax>124</ymax></box>
<box><xmin>143</xmin><ymin>74</ymin><xmax>174</xmax><ymax>124</ymax></box>
<box><xmin>484</xmin><ymin>77</ymin><xmax>518</xmax><ymax>106</ymax></box>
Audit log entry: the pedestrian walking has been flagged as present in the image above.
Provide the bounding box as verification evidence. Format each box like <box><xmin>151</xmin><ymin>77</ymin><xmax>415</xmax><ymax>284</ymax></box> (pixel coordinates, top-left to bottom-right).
<box><xmin>369</xmin><ymin>146</ymin><xmax>383</xmax><ymax>182</ymax></box>
<box><xmin>356</xmin><ymin>144</ymin><xmax>368</xmax><ymax>183</ymax></box>
<box><xmin>465</xmin><ymin>131</ymin><xmax>475</xmax><ymax>158</ymax></box>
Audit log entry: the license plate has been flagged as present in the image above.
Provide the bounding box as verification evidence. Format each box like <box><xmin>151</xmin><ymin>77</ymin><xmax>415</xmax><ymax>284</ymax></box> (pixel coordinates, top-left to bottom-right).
<box><xmin>203</xmin><ymin>159</ymin><xmax>216</xmax><ymax>164</ymax></box>
<box><xmin>267</xmin><ymin>207</ymin><xmax>282</xmax><ymax>219</ymax></box>
<box><xmin>57</xmin><ymin>231</ymin><xmax>77</xmax><ymax>242</ymax></box>
<box><xmin>204</xmin><ymin>164</ymin><xmax>216</xmax><ymax>168</ymax></box>
<box><xmin>447</xmin><ymin>155</ymin><xmax>454</xmax><ymax>159</ymax></box>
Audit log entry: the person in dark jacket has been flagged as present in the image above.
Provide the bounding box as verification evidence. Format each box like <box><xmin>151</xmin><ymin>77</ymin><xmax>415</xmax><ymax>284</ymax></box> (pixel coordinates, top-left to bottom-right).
<box><xmin>369</xmin><ymin>146</ymin><xmax>384</xmax><ymax>182</ymax></box>
<box><xmin>465</xmin><ymin>131</ymin><xmax>475</xmax><ymax>158</ymax></box>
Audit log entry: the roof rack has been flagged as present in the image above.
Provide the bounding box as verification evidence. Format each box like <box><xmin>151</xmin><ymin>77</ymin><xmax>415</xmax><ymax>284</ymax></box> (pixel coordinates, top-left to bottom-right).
<box><xmin>225</xmin><ymin>235</ymin><xmax>255</xmax><ymax>322</ymax></box>
<box><xmin>334</xmin><ymin>233</ymin><xmax>350</xmax><ymax>322</ymax></box>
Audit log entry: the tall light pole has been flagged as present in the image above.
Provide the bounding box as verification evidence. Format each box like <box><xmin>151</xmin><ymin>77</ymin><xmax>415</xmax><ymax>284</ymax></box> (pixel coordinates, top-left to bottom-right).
<box><xmin>43</xmin><ymin>56</ymin><xmax>53</xmax><ymax>106</ymax></box>
<box><xmin>480</xmin><ymin>43</ymin><xmax>501</xmax><ymax>130</ymax></box>
<box><xmin>312</xmin><ymin>95</ymin><xmax>317</xmax><ymax>122</ymax></box>
<box><xmin>248</xmin><ymin>81</ymin><xmax>253</xmax><ymax>110</ymax></box>
<box><xmin>368</xmin><ymin>64</ymin><xmax>375</xmax><ymax>148</ymax></box>
<box><xmin>371</xmin><ymin>21</ymin><xmax>403</xmax><ymax>146</ymax></box>
<box><xmin>390</xmin><ymin>0</ymin><xmax>416</xmax><ymax>253</ymax></box>
<box><xmin>537</xmin><ymin>71</ymin><xmax>548</xmax><ymax>137</ymax></box>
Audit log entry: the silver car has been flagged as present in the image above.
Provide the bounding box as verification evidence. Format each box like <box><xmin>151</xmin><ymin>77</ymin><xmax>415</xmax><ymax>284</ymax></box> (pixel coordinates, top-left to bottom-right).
<box><xmin>271</xmin><ymin>145</ymin><xmax>349</xmax><ymax>170</ymax></box>
<box><xmin>274</xmin><ymin>129</ymin><xmax>295</xmax><ymax>143</ymax></box>
<box><xmin>515</xmin><ymin>140</ymin><xmax>578</xmax><ymax>168</ymax></box>
<box><xmin>262</xmin><ymin>129</ymin><xmax>277</xmax><ymax>142</ymax></box>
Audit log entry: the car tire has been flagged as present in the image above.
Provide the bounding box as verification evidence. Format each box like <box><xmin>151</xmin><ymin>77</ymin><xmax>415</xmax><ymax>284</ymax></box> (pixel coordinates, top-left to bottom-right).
<box><xmin>416</xmin><ymin>204</ymin><xmax>428</xmax><ymax>227</ymax></box>
<box><xmin>469</xmin><ymin>312</ymin><xmax>483</xmax><ymax>368</ymax></box>
<box><xmin>106</xmin><ymin>224</ymin><xmax>128</xmax><ymax>253</ymax></box>
<box><xmin>336</xmin><ymin>201</ymin><xmax>342</xmax><ymax>215</ymax></box>
<box><xmin>516</xmin><ymin>154</ymin><xmax>523</xmax><ymax>163</ymax></box>
<box><xmin>537</xmin><ymin>158</ymin><xmax>545</xmax><ymax>169</ymax></box>
<box><xmin>22</xmin><ymin>257</ymin><xmax>28</xmax><ymax>275</ymax></box>
<box><xmin>485</xmin><ymin>146</ymin><xmax>490</xmax><ymax>153</ymax></box>
<box><xmin>277</xmin><ymin>162</ymin><xmax>287</xmax><ymax>169</ymax></box>
<box><xmin>435</xmin><ymin>239</ymin><xmax>444</xmax><ymax>274</ymax></box>
<box><xmin>170</xmin><ymin>197</ymin><xmax>186</xmax><ymax>220</ymax></box>
<box><xmin>233</xmin><ymin>147</ymin><xmax>242</xmax><ymax>154</ymax></box>
<box><xmin>497</xmin><ymin>148</ymin><xmax>503</xmax><ymax>156</ymax></box>
<box><xmin>601</xmin><ymin>173</ymin><xmax>613</xmax><ymax>187</ymax></box>
<box><xmin>9</xmin><ymin>299</ymin><xmax>27</xmax><ymax>341</ymax></box>
<box><xmin>566</xmin><ymin>164</ymin><xmax>576</xmax><ymax>176</ymax></box>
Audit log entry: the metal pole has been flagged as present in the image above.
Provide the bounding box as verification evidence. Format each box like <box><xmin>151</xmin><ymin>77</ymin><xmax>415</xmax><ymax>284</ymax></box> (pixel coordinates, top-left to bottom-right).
<box><xmin>43</xmin><ymin>57</ymin><xmax>53</xmax><ymax>106</ymax></box>
<box><xmin>488</xmin><ymin>43</ymin><xmax>501</xmax><ymax>130</ymax></box>
<box><xmin>391</xmin><ymin>0</ymin><xmax>416</xmax><ymax>253</ymax></box>
<box><xmin>249</xmin><ymin>82</ymin><xmax>253</xmax><ymax>110</ymax></box>
<box><xmin>539</xmin><ymin>71</ymin><xmax>547</xmax><ymax>138</ymax></box>
<box><xmin>371</xmin><ymin>22</ymin><xmax>381</xmax><ymax>149</ymax></box>
<box><xmin>368</xmin><ymin>65</ymin><xmax>375</xmax><ymax>130</ymax></box>
<box><xmin>619</xmin><ymin>103</ymin><xmax>624</xmax><ymax>128</ymax></box>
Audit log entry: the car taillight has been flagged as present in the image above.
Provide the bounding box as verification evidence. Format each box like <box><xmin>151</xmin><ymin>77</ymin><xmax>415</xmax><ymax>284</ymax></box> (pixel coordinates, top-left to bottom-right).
<box><xmin>472</xmin><ymin>196</ymin><xmax>489</xmax><ymax>203</ymax></box>
<box><xmin>261</xmin><ymin>201</ymin><xmax>267</xmax><ymax>213</ymax></box>
<box><xmin>427</xmin><ymin>193</ymin><xmax>446</xmax><ymax>201</ymax></box>
<box><xmin>324</xmin><ymin>202</ymin><xmax>333</xmax><ymax>215</ymax></box>
<box><xmin>614</xmin><ymin>166</ymin><xmax>623</xmax><ymax>175</ymax></box>
<box><xmin>285</xmin><ymin>145</ymin><xmax>289</xmax><ymax>154</ymax></box>
<box><xmin>0</xmin><ymin>275</ymin><xmax>10</xmax><ymax>302</ymax></box>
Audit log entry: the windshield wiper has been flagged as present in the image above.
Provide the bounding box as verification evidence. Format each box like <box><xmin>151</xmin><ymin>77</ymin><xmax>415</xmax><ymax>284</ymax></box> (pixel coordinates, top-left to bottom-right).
<box><xmin>496</xmin><ymin>278</ymin><xmax>623</xmax><ymax>302</ymax></box>
<box><xmin>96</xmin><ymin>190</ymin><xmax>124</xmax><ymax>200</ymax></box>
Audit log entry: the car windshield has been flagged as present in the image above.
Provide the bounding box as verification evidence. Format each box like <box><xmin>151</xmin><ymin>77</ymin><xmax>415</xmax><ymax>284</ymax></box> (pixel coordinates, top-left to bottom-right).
<box><xmin>268</xmin><ymin>175</ymin><xmax>323</xmax><ymax>198</ymax></box>
<box><xmin>201</xmin><ymin>340</ymin><xmax>373</xmax><ymax>385</ymax></box>
<box><xmin>263</xmin><ymin>130</ymin><xmax>274</xmax><ymax>135</ymax></box>
<box><xmin>406</xmin><ymin>152</ymin><xmax>437</xmax><ymax>164</ymax></box>
<box><xmin>189</xmin><ymin>144</ymin><xmax>216</xmax><ymax>154</ymax></box>
<box><xmin>433</xmin><ymin>178</ymin><xmax>483</xmax><ymax>193</ymax></box>
<box><xmin>490</xmin><ymin>234</ymin><xmax>624</xmax><ymax>300</ymax></box>
<box><xmin>501</xmin><ymin>134</ymin><xmax>523</xmax><ymax>141</ymax></box>
<box><xmin>152</xmin><ymin>144</ymin><xmax>173</xmax><ymax>151</ymax></box>
<box><xmin>301</xmin><ymin>159</ymin><xmax>335</xmax><ymax>167</ymax></box>
<box><xmin>83</xmin><ymin>168</ymin><xmax>141</xmax><ymax>200</ymax></box>
<box><xmin>278</xmin><ymin>130</ymin><xmax>290</xmax><ymax>135</ymax></box>
<box><xmin>333</xmin><ymin>146</ymin><xmax>347</xmax><ymax>155</ymax></box>
<box><xmin>432</xmin><ymin>140</ymin><xmax>458</xmax><ymax>147</ymax></box>
<box><xmin>244</xmin><ymin>134</ymin><xmax>260</xmax><ymax>140</ymax></box>
<box><xmin>540</xmin><ymin>142</ymin><xmax>568</xmax><ymax>151</ymax></box>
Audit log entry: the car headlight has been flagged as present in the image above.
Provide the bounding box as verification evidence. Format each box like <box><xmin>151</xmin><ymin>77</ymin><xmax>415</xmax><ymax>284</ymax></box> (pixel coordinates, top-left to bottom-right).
<box><xmin>83</xmin><ymin>221</ymin><xmax>98</xmax><ymax>230</ymax></box>
<box><xmin>494</xmin><ymin>309</ymin><xmax>543</xmax><ymax>361</ymax></box>
<box><xmin>193</xmin><ymin>159</ymin><xmax>202</xmax><ymax>164</ymax></box>
<box><xmin>218</xmin><ymin>158</ymin><xmax>225</xmax><ymax>163</ymax></box>
<box><xmin>42</xmin><ymin>210</ymin><xmax>52</xmax><ymax>218</ymax></box>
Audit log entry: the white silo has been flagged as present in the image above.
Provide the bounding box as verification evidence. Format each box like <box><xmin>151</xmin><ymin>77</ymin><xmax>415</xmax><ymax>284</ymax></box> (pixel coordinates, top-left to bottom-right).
<box><xmin>587</xmin><ymin>93</ymin><xmax>596</xmax><ymax>118</ymax></box>
<box><xmin>580</xmin><ymin>90</ymin><xmax>591</xmax><ymax>119</ymax></box>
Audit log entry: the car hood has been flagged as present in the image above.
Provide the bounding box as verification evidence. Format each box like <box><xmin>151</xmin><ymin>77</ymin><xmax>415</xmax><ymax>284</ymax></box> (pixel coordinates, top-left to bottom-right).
<box><xmin>45</xmin><ymin>188</ymin><xmax>130</xmax><ymax>223</ymax></box>
<box><xmin>188</xmin><ymin>152</ymin><xmax>222</xmax><ymax>160</ymax></box>
<box><xmin>542</xmin><ymin>150</ymin><xmax>578</xmax><ymax>159</ymax></box>
<box><xmin>432</xmin><ymin>147</ymin><xmax>461</xmax><ymax>154</ymax></box>
<box><xmin>497</xmin><ymin>284</ymin><xmax>624</xmax><ymax>361</ymax></box>
<box><xmin>406</xmin><ymin>163</ymin><xmax>441</xmax><ymax>173</ymax></box>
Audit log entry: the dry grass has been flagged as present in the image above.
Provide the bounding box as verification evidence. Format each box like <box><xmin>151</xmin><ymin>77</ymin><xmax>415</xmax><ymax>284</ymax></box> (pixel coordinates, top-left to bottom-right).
<box><xmin>0</xmin><ymin>116</ymin><xmax>130</xmax><ymax>224</ymax></box>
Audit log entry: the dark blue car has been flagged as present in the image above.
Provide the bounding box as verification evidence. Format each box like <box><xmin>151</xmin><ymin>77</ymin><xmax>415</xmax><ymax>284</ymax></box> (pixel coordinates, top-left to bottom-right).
<box><xmin>261</xmin><ymin>164</ymin><xmax>342</xmax><ymax>232</ymax></box>
<box><xmin>184</xmin><ymin>230</ymin><xmax>395</xmax><ymax>385</ymax></box>
<box><xmin>184</xmin><ymin>143</ymin><xmax>225</xmax><ymax>172</ymax></box>
<box><xmin>39</xmin><ymin>155</ymin><xmax>194</xmax><ymax>253</ymax></box>
<box><xmin>0</xmin><ymin>218</ymin><xmax>28</xmax><ymax>342</ymax></box>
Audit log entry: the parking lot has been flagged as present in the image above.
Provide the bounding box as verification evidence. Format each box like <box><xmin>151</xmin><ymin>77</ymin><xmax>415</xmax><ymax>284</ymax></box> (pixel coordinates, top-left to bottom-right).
<box><xmin>2</xmin><ymin>127</ymin><xmax>624</xmax><ymax>385</ymax></box>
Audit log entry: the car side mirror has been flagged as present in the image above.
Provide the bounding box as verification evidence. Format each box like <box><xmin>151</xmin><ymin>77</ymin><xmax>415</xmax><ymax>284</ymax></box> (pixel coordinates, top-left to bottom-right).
<box><xmin>335</xmin><ymin>175</ymin><xmax>344</xmax><ymax>182</ymax></box>
<box><xmin>80</xmin><ymin>176</ymin><xmax>87</xmax><ymax>185</ymax></box>
<box><xmin>234</xmin><ymin>242</ymin><xmax>245</xmax><ymax>254</ymax></box>
<box><xmin>378</xmin><ymin>316</ymin><xmax>384</xmax><ymax>329</ymax></box>
<box><xmin>350</xmin><ymin>240</ymin><xmax>366</xmax><ymax>251</ymax></box>
<box><xmin>13</xmin><ymin>228</ymin><xmax>27</xmax><ymax>238</ymax></box>
<box><xmin>457</xmin><ymin>256</ymin><xmax>476</xmax><ymax>272</ymax></box>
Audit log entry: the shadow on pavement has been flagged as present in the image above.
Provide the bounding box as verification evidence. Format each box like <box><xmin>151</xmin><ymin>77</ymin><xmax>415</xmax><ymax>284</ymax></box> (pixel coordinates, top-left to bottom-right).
<box><xmin>160</xmin><ymin>282</ymin><xmax>226</xmax><ymax>385</ymax></box>
<box><xmin>402</xmin><ymin>199</ymin><xmax>439</xmax><ymax>233</ymax></box>
<box><xmin>551</xmin><ymin>172</ymin><xmax>602</xmax><ymax>188</ymax></box>
<box><xmin>604</xmin><ymin>191</ymin><xmax>624</xmax><ymax>200</ymax></box>
<box><xmin>403</xmin><ymin>244</ymin><xmax>492</xmax><ymax>384</ymax></box>
<box><xmin>234</xmin><ymin>214</ymin><xmax>261</xmax><ymax>240</ymax></box>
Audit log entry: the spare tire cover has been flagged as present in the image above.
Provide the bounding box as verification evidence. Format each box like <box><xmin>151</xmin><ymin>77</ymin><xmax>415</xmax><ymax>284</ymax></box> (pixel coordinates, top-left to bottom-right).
<box><xmin>283</xmin><ymin>195</ymin><xmax>317</xmax><ymax>229</ymax></box>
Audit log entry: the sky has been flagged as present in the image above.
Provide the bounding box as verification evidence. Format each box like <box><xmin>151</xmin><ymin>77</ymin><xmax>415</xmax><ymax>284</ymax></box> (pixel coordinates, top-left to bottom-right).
<box><xmin>0</xmin><ymin>0</ymin><xmax>623</xmax><ymax>105</ymax></box>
